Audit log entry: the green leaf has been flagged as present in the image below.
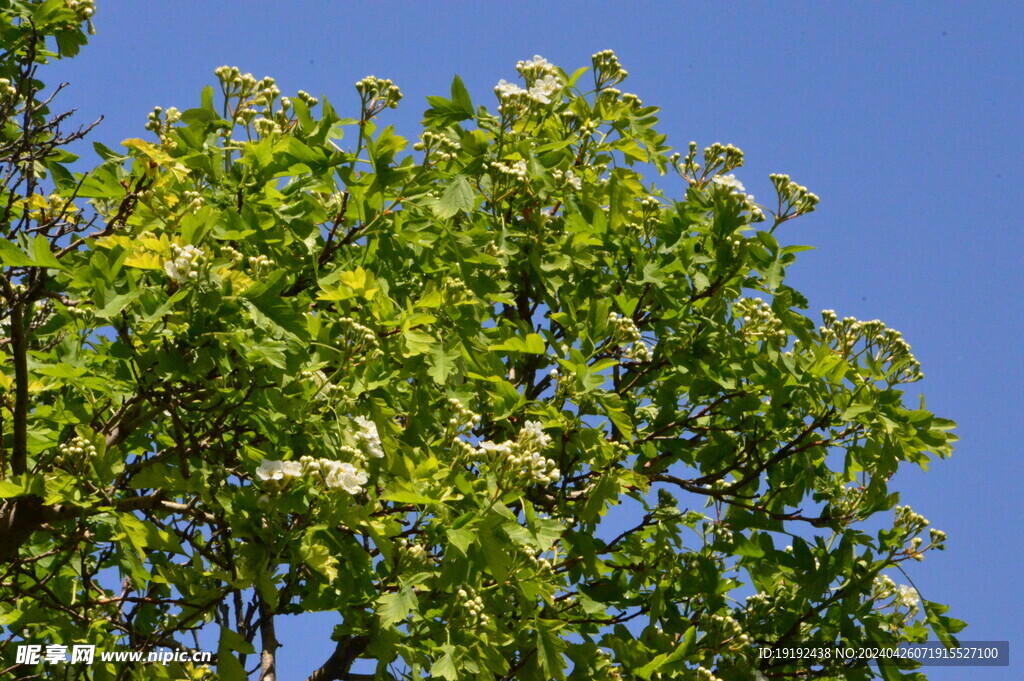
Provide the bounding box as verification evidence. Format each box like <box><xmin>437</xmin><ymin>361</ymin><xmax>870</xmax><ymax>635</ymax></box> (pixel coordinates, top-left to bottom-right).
<box><xmin>434</xmin><ymin>175</ymin><xmax>475</xmax><ymax>218</ymax></box>
<box><xmin>427</xmin><ymin>342</ymin><xmax>459</xmax><ymax>384</ymax></box>
<box><xmin>217</xmin><ymin>626</ymin><xmax>251</xmax><ymax>681</ymax></box>
<box><xmin>0</xmin><ymin>240</ymin><xmax>36</xmax><ymax>267</ymax></box>
<box><xmin>535</xmin><ymin>618</ymin><xmax>566</xmax><ymax>679</ymax></box>
<box><xmin>430</xmin><ymin>645</ymin><xmax>459</xmax><ymax>680</ymax></box>
<box><xmin>378</xmin><ymin>585</ymin><xmax>418</xmax><ymax>627</ymax></box>
<box><xmin>450</xmin><ymin>75</ymin><xmax>474</xmax><ymax>117</ymax></box>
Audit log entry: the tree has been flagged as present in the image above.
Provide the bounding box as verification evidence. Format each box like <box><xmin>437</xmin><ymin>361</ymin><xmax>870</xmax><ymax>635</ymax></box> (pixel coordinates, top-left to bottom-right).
<box><xmin>0</xmin><ymin>4</ymin><xmax>963</xmax><ymax>681</ymax></box>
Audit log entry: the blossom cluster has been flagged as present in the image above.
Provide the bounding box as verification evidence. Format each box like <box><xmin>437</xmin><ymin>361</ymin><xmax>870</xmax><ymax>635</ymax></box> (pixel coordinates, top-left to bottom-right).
<box><xmin>182</xmin><ymin>190</ymin><xmax>203</xmax><ymax>211</ymax></box>
<box><xmin>395</xmin><ymin>537</ymin><xmax>432</xmax><ymax>568</ymax></box>
<box><xmin>356</xmin><ymin>75</ymin><xmax>403</xmax><ymax>114</ymax></box>
<box><xmin>247</xmin><ymin>254</ymin><xmax>274</xmax><ymax>276</ymax></box>
<box><xmin>515</xmin><ymin>55</ymin><xmax>559</xmax><ymax>80</ymax></box>
<box><xmin>353</xmin><ymin>416</ymin><xmax>385</xmax><ymax>459</ymax></box>
<box><xmin>770</xmin><ymin>173</ymin><xmax>820</xmax><ymax>215</ymax></box>
<box><xmin>873</xmin><ymin>575</ymin><xmax>921</xmax><ymax>619</ymax></box>
<box><xmin>445</xmin><ymin>398</ymin><xmax>481</xmax><ymax>433</ymax></box>
<box><xmin>494</xmin><ymin>56</ymin><xmax>562</xmax><ymax>113</ymax></box>
<box><xmin>455</xmin><ymin>587</ymin><xmax>490</xmax><ymax>625</ymax></box>
<box><xmin>474</xmin><ymin>420</ymin><xmax>560</xmax><ymax>486</ymax></box>
<box><xmin>591</xmin><ymin>49</ymin><xmax>628</xmax><ymax>87</ymax></box>
<box><xmin>711</xmin><ymin>173</ymin><xmax>764</xmax><ymax>221</ymax></box>
<box><xmin>0</xmin><ymin>78</ymin><xmax>17</xmax><ymax>100</ymax></box>
<box><xmin>487</xmin><ymin>158</ymin><xmax>529</xmax><ymax>184</ymax></box>
<box><xmin>57</xmin><ymin>436</ymin><xmax>96</xmax><ymax>467</ymax></box>
<box><xmin>255</xmin><ymin>457</ymin><xmax>369</xmax><ymax>495</ymax></box>
<box><xmin>144</xmin><ymin>105</ymin><xmax>181</xmax><ymax>140</ymax></box>
<box><xmin>734</xmin><ymin>298</ymin><xmax>786</xmax><ymax>343</ymax></box>
<box><xmin>413</xmin><ymin>130</ymin><xmax>460</xmax><ymax>163</ymax></box>
<box><xmin>65</xmin><ymin>0</ymin><xmax>95</xmax><ymax>18</ymax></box>
<box><xmin>819</xmin><ymin>311</ymin><xmax>922</xmax><ymax>382</ymax></box>
<box><xmin>707</xmin><ymin>611</ymin><xmax>750</xmax><ymax>649</ymax></box>
<box><xmin>337</xmin><ymin>316</ymin><xmax>383</xmax><ymax>359</ymax></box>
<box><xmin>163</xmin><ymin>244</ymin><xmax>204</xmax><ymax>283</ymax></box>
<box><xmin>607</xmin><ymin>312</ymin><xmax>652</xmax><ymax>361</ymax></box>
<box><xmin>551</xmin><ymin>168</ymin><xmax>582</xmax><ymax>191</ymax></box>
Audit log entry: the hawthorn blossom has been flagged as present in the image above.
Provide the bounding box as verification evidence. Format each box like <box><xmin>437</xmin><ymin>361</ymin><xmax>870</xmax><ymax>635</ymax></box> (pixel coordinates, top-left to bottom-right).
<box><xmin>527</xmin><ymin>74</ymin><xmax>561</xmax><ymax>105</ymax></box>
<box><xmin>711</xmin><ymin>173</ymin><xmax>746</xmax><ymax>193</ymax></box>
<box><xmin>164</xmin><ymin>244</ymin><xmax>204</xmax><ymax>282</ymax></box>
<box><xmin>494</xmin><ymin>79</ymin><xmax>526</xmax><ymax>99</ymax></box>
<box><xmin>324</xmin><ymin>461</ymin><xmax>368</xmax><ymax>494</ymax></box>
<box><xmin>255</xmin><ymin>459</ymin><xmax>302</xmax><ymax>481</ymax></box>
<box><xmin>354</xmin><ymin>416</ymin><xmax>385</xmax><ymax>458</ymax></box>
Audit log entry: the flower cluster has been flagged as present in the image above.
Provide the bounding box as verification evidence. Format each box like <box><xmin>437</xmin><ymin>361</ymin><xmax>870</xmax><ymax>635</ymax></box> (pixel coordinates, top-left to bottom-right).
<box><xmin>770</xmin><ymin>173</ymin><xmax>820</xmax><ymax>216</ymax></box>
<box><xmin>515</xmin><ymin>55</ymin><xmax>559</xmax><ymax>80</ymax></box>
<box><xmin>620</xmin><ymin>92</ymin><xmax>643</xmax><ymax>108</ymax></box>
<box><xmin>221</xmin><ymin>245</ymin><xmax>243</xmax><ymax>264</ymax></box>
<box><xmin>551</xmin><ymin>168</ymin><xmax>582</xmax><ymax>191</ymax></box>
<box><xmin>395</xmin><ymin>537</ymin><xmax>432</xmax><ymax>568</ymax></box>
<box><xmin>0</xmin><ymin>78</ymin><xmax>18</xmax><ymax>100</ymax></box>
<box><xmin>494</xmin><ymin>57</ymin><xmax>562</xmax><ymax>113</ymax></box>
<box><xmin>819</xmin><ymin>310</ymin><xmax>922</xmax><ymax>382</ymax></box>
<box><xmin>872</xmin><ymin>575</ymin><xmax>921</xmax><ymax>619</ymax></box>
<box><xmin>455</xmin><ymin>587</ymin><xmax>490</xmax><ymax>625</ymax></box>
<box><xmin>65</xmin><ymin>0</ymin><xmax>95</xmax><ymax>19</ymax></box>
<box><xmin>215</xmin><ymin>68</ymin><xmax>282</xmax><ymax>116</ymax></box>
<box><xmin>712</xmin><ymin>173</ymin><xmax>746</xmax><ymax>193</ymax></box>
<box><xmin>487</xmin><ymin>158</ymin><xmax>529</xmax><ymax>184</ymax></box>
<box><xmin>253</xmin><ymin>118</ymin><xmax>283</xmax><ymax>136</ymax></box>
<box><xmin>525</xmin><ymin>552</ymin><xmax>555</xmax><ymax>577</ymax></box>
<box><xmin>474</xmin><ymin>420</ymin><xmax>559</xmax><ymax>486</ymax></box>
<box><xmin>255</xmin><ymin>457</ymin><xmax>369</xmax><ymax>495</ymax></box>
<box><xmin>144</xmin><ymin>106</ymin><xmax>181</xmax><ymax>139</ymax></box>
<box><xmin>356</xmin><ymin>76</ymin><xmax>402</xmax><ymax>116</ymax></box>
<box><xmin>182</xmin><ymin>190</ymin><xmax>203</xmax><ymax>211</ymax></box>
<box><xmin>296</xmin><ymin>89</ymin><xmax>318</xmax><ymax>107</ymax></box>
<box><xmin>413</xmin><ymin>130</ymin><xmax>460</xmax><ymax>163</ymax></box>
<box><xmin>445</xmin><ymin>398</ymin><xmax>481</xmax><ymax>434</ymax></box>
<box><xmin>734</xmin><ymin>298</ymin><xmax>786</xmax><ymax>343</ymax></box>
<box><xmin>247</xmin><ymin>254</ymin><xmax>274</xmax><ymax>276</ymax></box>
<box><xmin>164</xmin><ymin>244</ymin><xmax>205</xmax><ymax>283</ymax></box>
<box><xmin>336</xmin><ymin>316</ymin><xmax>382</xmax><ymax>359</ymax></box>
<box><xmin>607</xmin><ymin>312</ymin><xmax>652</xmax><ymax>361</ymax></box>
<box><xmin>353</xmin><ymin>416</ymin><xmax>385</xmax><ymax>459</ymax></box>
<box><xmin>57</xmin><ymin>436</ymin><xmax>96</xmax><ymax>465</ymax></box>
<box><xmin>707</xmin><ymin>521</ymin><xmax>734</xmax><ymax>544</ymax></box>
<box><xmin>706</xmin><ymin>611</ymin><xmax>750</xmax><ymax>649</ymax></box>
<box><xmin>696</xmin><ymin>666</ymin><xmax>724</xmax><ymax>681</ymax></box>
<box><xmin>592</xmin><ymin>49</ymin><xmax>628</xmax><ymax>87</ymax></box>
<box><xmin>711</xmin><ymin>172</ymin><xmax>764</xmax><ymax>220</ymax></box>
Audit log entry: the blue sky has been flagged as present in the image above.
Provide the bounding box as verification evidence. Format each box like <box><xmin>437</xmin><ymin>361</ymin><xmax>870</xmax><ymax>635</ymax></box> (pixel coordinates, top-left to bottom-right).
<box><xmin>47</xmin><ymin>2</ymin><xmax>1022</xmax><ymax>679</ymax></box>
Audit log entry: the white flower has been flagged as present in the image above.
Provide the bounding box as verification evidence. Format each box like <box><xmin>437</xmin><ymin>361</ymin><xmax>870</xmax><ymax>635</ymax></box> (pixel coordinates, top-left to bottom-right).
<box><xmin>324</xmin><ymin>462</ymin><xmax>368</xmax><ymax>494</ymax></box>
<box><xmin>354</xmin><ymin>416</ymin><xmax>384</xmax><ymax>458</ymax></box>
<box><xmin>494</xmin><ymin>79</ymin><xmax>526</xmax><ymax>99</ymax></box>
<box><xmin>163</xmin><ymin>244</ymin><xmax>204</xmax><ymax>283</ymax></box>
<box><xmin>565</xmin><ymin>171</ymin><xmax>582</xmax><ymax>191</ymax></box>
<box><xmin>280</xmin><ymin>461</ymin><xmax>303</xmax><ymax>477</ymax></box>
<box><xmin>256</xmin><ymin>458</ymin><xmax>304</xmax><ymax>482</ymax></box>
<box><xmin>519</xmin><ymin>420</ymin><xmax>552</xmax><ymax>448</ymax></box>
<box><xmin>516</xmin><ymin>55</ymin><xmax>556</xmax><ymax>78</ymax></box>
<box><xmin>528</xmin><ymin>74</ymin><xmax>561</xmax><ymax>105</ymax></box>
<box><xmin>256</xmin><ymin>459</ymin><xmax>285</xmax><ymax>481</ymax></box>
<box><xmin>896</xmin><ymin>584</ymin><xmax>919</xmax><ymax>611</ymax></box>
<box><xmin>477</xmin><ymin>440</ymin><xmax>512</xmax><ymax>455</ymax></box>
<box><xmin>711</xmin><ymin>173</ymin><xmax>746</xmax><ymax>193</ymax></box>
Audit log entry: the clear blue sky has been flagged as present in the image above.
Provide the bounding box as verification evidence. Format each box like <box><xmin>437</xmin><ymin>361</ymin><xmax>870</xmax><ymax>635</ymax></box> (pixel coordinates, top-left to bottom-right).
<box><xmin>48</xmin><ymin>2</ymin><xmax>1022</xmax><ymax>679</ymax></box>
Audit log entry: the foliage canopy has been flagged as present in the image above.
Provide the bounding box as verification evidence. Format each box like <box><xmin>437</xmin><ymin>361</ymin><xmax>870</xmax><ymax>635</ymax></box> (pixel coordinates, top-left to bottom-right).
<box><xmin>0</xmin><ymin>4</ymin><xmax>961</xmax><ymax>681</ymax></box>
